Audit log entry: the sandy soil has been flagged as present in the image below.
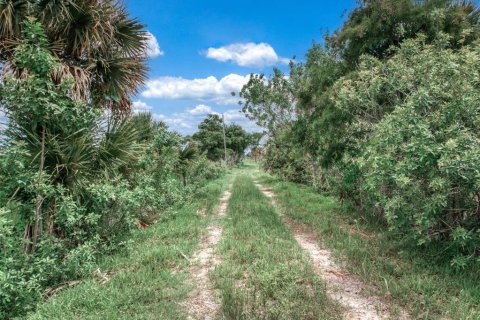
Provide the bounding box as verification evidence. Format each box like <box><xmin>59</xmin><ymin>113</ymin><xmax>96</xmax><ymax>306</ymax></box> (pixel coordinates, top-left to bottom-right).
<box><xmin>184</xmin><ymin>189</ymin><xmax>231</xmax><ymax>320</ymax></box>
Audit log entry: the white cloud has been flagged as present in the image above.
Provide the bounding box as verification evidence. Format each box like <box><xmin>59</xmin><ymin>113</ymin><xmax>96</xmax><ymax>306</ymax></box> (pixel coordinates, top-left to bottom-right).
<box><xmin>204</xmin><ymin>42</ymin><xmax>289</xmax><ymax>68</ymax></box>
<box><xmin>132</xmin><ymin>100</ymin><xmax>153</xmax><ymax>112</ymax></box>
<box><xmin>145</xmin><ymin>31</ymin><xmax>164</xmax><ymax>58</ymax></box>
<box><xmin>141</xmin><ymin>74</ymin><xmax>249</xmax><ymax>105</ymax></box>
<box><xmin>151</xmin><ymin>104</ymin><xmax>261</xmax><ymax>135</ymax></box>
<box><xmin>188</xmin><ymin>104</ymin><xmax>213</xmax><ymax>115</ymax></box>
<box><xmin>222</xmin><ymin>109</ymin><xmax>263</xmax><ymax>132</ymax></box>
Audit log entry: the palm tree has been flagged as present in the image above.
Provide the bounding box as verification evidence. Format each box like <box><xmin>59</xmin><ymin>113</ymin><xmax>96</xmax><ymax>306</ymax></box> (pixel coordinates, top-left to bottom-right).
<box><xmin>176</xmin><ymin>144</ymin><xmax>198</xmax><ymax>187</ymax></box>
<box><xmin>2</xmin><ymin>19</ymin><xmax>145</xmax><ymax>250</ymax></box>
<box><xmin>0</xmin><ymin>0</ymin><xmax>148</xmax><ymax>112</ymax></box>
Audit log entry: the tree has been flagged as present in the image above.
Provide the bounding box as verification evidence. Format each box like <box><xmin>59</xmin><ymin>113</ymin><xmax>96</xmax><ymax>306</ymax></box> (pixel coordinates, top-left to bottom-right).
<box><xmin>0</xmin><ymin>13</ymin><xmax>226</xmax><ymax>320</ymax></box>
<box><xmin>240</xmin><ymin>68</ymin><xmax>296</xmax><ymax>136</ymax></box>
<box><xmin>328</xmin><ymin>0</ymin><xmax>480</xmax><ymax>67</ymax></box>
<box><xmin>241</xmin><ymin>0</ymin><xmax>480</xmax><ymax>183</ymax></box>
<box><xmin>175</xmin><ymin>143</ymin><xmax>198</xmax><ymax>186</ymax></box>
<box><xmin>0</xmin><ymin>0</ymin><xmax>148</xmax><ymax>112</ymax></box>
<box><xmin>192</xmin><ymin>114</ymin><xmax>225</xmax><ymax>161</ymax></box>
<box><xmin>192</xmin><ymin>114</ymin><xmax>251</xmax><ymax>163</ymax></box>
<box><xmin>335</xmin><ymin>36</ymin><xmax>480</xmax><ymax>267</ymax></box>
<box><xmin>225</xmin><ymin>124</ymin><xmax>250</xmax><ymax>161</ymax></box>
<box><xmin>248</xmin><ymin>132</ymin><xmax>264</xmax><ymax>149</ymax></box>
<box><xmin>292</xmin><ymin>45</ymin><xmax>349</xmax><ymax>168</ymax></box>
<box><xmin>1</xmin><ymin>20</ymin><xmax>142</xmax><ymax>251</ymax></box>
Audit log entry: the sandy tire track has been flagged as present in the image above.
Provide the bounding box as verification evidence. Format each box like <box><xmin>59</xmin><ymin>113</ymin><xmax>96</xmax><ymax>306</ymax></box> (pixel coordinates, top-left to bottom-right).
<box><xmin>184</xmin><ymin>188</ymin><xmax>232</xmax><ymax>320</ymax></box>
<box><xmin>255</xmin><ymin>183</ymin><xmax>408</xmax><ymax>320</ymax></box>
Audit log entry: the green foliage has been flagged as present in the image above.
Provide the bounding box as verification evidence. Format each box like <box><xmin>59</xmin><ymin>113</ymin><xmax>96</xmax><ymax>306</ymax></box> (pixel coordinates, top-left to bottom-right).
<box><xmin>344</xmin><ymin>38</ymin><xmax>480</xmax><ymax>266</ymax></box>
<box><xmin>328</xmin><ymin>0</ymin><xmax>480</xmax><ymax>66</ymax></box>
<box><xmin>0</xmin><ymin>141</ymin><xmax>34</xmax><ymax>207</ymax></box>
<box><xmin>25</xmin><ymin>173</ymin><xmax>231</xmax><ymax>320</ymax></box>
<box><xmin>240</xmin><ymin>68</ymin><xmax>308</xmax><ymax>178</ymax></box>
<box><xmin>261</xmin><ymin>126</ymin><xmax>311</xmax><ymax>184</ymax></box>
<box><xmin>176</xmin><ymin>143</ymin><xmax>198</xmax><ymax>186</ymax></box>
<box><xmin>0</xmin><ymin>208</ymin><xmax>40</xmax><ymax>317</ymax></box>
<box><xmin>241</xmin><ymin>68</ymin><xmax>295</xmax><ymax>135</ymax></box>
<box><xmin>0</xmin><ymin>21</ymin><xmax>223</xmax><ymax>318</ymax></box>
<box><xmin>0</xmin><ymin>0</ymin><xmax>148</xmax><ymax>112</ymax></box>
<box><xmin>225</xmin><ymin>124</ymin><xmax>251</xmax><ymax>163</ymax></box>
<box><xmin>192</xmin><ymin>114</ymin><xmax>225</xmax><ymax>161</ymax></box>
<box><xmin>241</xmin><ymin>0</ymin><xmax>480</xmax><ymax>270</ymax></box>
<box><xmin>192</xmin><ymin>113</ymin><xmax>255</xmax><ymax>163</ymax></box>
<box><xmin>292</xmin><ymin>45</ymin><xmax>349</xmax><ymax>168</ymax></box>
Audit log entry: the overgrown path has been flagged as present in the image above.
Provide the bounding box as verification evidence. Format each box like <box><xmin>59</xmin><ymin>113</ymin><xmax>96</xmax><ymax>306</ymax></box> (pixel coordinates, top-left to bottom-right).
<box><xmin>26</xmin><ymin>164</ymin><xmax>480</xmax><ymax>319</ymax></box>
<box><xmin>184</xmin><ymin>187</ymin><xmax>232</xmax><ymax>319</ymax></box>
<box><xmin>255</xmin><ymin>183</ymin><xmax>408</xmax><ymax>320</ymax></box>
<box><xmin>195</xmin><ymin>172</ymin><xmax>405</xmax><ymax>319</ymax></box>
<box><xmin>211</xmin><ymin>174</ymin><xmax>340</xmax><ymax>319</ymax></box>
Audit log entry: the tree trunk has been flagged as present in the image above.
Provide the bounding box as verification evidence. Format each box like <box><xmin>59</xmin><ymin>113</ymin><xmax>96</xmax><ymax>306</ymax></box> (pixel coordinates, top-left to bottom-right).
<box><xmin>47</xmin><ymin>200</ymin><xmax>57</xmax><ymax>236</ymax></box>
<box><xmin>29</xmin><ymin>126</ymin><xmax>46</xmax><ymax>252</ymax></box>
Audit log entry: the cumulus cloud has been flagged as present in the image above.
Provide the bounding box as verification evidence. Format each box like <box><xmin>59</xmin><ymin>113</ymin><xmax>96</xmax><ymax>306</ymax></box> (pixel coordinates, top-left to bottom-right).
<box><xmin>145</xmin><ymin>31</ymin><xmax>164</xmax><ymax>58</ymax></box>
<box><xmin>204</xmin><ymin>42</ymin><xmax>289</xmax><ymax>68</ymax></box>
<box><xmin>141</xmin><ymin>74</ymin><xmax>249</xmax><ymax>105</ymax></box>
<box><xmin>151</xmin><ymin>104</ymin><xmax>261</xmax><ymax>135</ymax></box>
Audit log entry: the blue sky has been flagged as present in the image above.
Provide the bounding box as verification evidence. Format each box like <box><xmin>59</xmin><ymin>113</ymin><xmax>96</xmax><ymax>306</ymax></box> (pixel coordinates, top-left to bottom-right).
<box><xmin>126</xmin><ymin>0</ymin><xmax>356</xmax><ymax>134</ymax></box>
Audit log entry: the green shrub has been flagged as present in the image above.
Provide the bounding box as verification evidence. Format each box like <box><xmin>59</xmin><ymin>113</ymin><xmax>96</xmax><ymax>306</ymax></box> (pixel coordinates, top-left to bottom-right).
<box><xmin>188</xmin><ymin>157</ymin><xmax>224</xmax><ymax>184</ymax></box>
<box><xmin>0</xmin><ymin>21</ymin><xmax>224</xmax><ymax>318</ymax></box>
<box><xmin>335</xmin><ymin>35</ymin><xmax>480</xmax><ymax>267</ymax></box>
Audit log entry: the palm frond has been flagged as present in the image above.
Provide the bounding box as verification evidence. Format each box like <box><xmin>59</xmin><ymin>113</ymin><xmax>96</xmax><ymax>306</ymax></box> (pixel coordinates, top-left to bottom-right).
<box><xmin>1</xmin><ymin>0</ymin><xmax>149</xmax><ymax>113</ymax></box>
<box><xmin>52</xmin><ymin>63</ymin><xmax>91</xmax><ymax>100</ymax></box>
<box><xmin>111</xmin><ymin>4</ymin><xmax>147</xmax><ymax>57</ymax></box>
<box><xmin>96</xmin><ymin>116</ymin><xmax>142</xmax><ymax>176</ymax></box>
<box><xmin>90</xmin><ymin>54</ymin><xmax>148</xmax><ymax>111</ymax></box>
<box><xmin>36</xmin><ymin>0</ymin><xmax>76</xmax><ymax>31</ymax></box>
<box><xmin>179</xmin><ymin>144</ymin><xmax>198</xmax><ymax>164</ymax></box>
<box><xmin>47</xmin><ymin>127</ymin><xmax>97</xmax><ymax>189</ymax></box>
<box><xmin>61</xmin><ymin>0</ymin><xmax>112</xmax><ymax>58</ymax></box>
<box><xmin>0</xmin><ymin>0</ymin><xmax>27</xmax><ymax>40</ymax></box>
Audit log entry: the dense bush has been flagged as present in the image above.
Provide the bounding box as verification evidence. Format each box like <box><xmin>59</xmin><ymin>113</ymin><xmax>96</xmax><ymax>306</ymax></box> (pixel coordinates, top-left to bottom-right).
<box><xmin>337</xmin><ymin>37</ymin><xmax>480</xmax><ymax>267</ymax></box>
<box><xmin>262</xmin><ymin>129</ymin><xmax>312</xmax><ymax>184</ymax></box>
<box><xmin>241</xmin><ymin>0</ymin><xmax>480</xmax><ymax>269</ymax></box>
<box><xmin>0</xmin><ymin>21</ymin><xmax>223</xmax><ymax>318</ymax></box>
<box><xmin>328</xmin><ymin>0</ymin><xmax>480</xmax><ymax>66</ymax></box>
